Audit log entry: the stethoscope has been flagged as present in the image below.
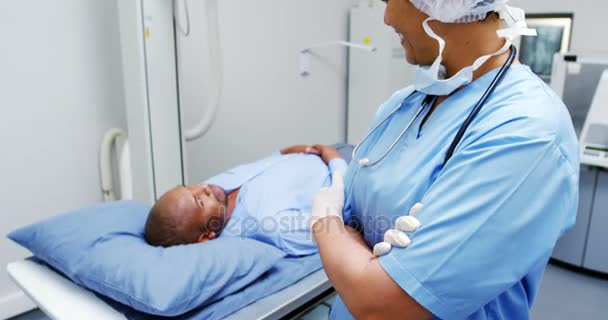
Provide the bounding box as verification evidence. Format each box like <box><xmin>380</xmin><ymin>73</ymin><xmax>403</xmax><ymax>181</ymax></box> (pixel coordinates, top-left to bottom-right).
<box><xmin>352</xmin><ymin>45</ymin><xmax>517</xmax><ymax>169</ymax></box>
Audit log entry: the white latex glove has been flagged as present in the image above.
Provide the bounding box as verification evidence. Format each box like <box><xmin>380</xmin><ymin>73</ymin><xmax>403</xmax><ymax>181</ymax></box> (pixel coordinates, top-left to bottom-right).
<box><xmin>311</xmin><ymin>172</ymin><xmax>345</xmax><ymax>230</ymax></box>
<box><xmin>373</xmin><ymin>203</ymin><xmax>423</xmax><ymax>257</ymax></box>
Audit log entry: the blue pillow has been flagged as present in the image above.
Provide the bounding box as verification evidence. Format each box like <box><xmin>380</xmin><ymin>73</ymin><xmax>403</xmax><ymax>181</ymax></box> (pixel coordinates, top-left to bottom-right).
<box><xmin>8</xmin><ymin>201</ymin><xmax>286</xmax><ymax>316</ymax></box>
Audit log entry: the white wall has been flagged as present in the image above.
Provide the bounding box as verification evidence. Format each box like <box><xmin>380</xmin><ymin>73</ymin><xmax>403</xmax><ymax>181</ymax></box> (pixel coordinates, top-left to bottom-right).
<box><xmin>0</xmin><ymin>0</ymin><xmax>359</xmax><ymax>316</ymax></box>
<box><xmin>513</xmin><ymin>0</ymin><xmax>608</xmax><ymax>54</ymax></box>
<box><xmin>178</xmin><ymin>0</ymin><xmax>359</xmax><ymax>182</ymax></box>
<box><xmin>178</xmin><ymin>0</ymin><xmax>608</xmax><ymax>183</ymax></box>
<box><xmin>0</xmin><ymin>1</ymin><xmax>126</xmax><ymax>318</ymax></box>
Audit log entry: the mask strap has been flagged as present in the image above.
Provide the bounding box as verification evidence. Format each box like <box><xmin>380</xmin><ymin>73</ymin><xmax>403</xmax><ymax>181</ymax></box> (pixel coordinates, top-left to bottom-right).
<box><xmin>472</xmin><ymin>5</ymin><xmax>535</xmax><ymax>72</ymax></box>
<box><xmin>422</xmin><ymin>17</ymin><xmax>445</xmax><ymax>74</ymax></box>
<box><xmin>420</xmin><ymin>5</ymin><xmax>534</xmax><ymax>84</ymax></box>
<box><xmin>496</xmin><ymin>5</ymin><xmax>538</xmax><ymax>40</ymax></box>
<box><xmin>421</xmin><ymin>16</ymin><xmax>512</xmax><ymax>81</ymax></box>
<box><xmin>470</xmin><ymin>39</ymin><xmax>511</xmax><ymax>71</ymax></box>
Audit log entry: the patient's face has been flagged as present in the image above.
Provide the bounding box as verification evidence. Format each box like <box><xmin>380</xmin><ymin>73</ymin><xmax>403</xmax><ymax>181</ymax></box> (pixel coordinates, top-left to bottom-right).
<box><xmin>168</xmin><ymin>183</ymin><xmax>228</xmax><ymax>231</ymax></box>
<box><xmin>145</xmin><ymin>183</ymin><xmax>229</xmax><ymax>246</ymax></box>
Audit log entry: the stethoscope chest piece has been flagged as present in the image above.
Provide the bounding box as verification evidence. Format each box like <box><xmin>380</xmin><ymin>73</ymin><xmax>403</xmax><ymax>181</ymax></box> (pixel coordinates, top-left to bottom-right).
<box><xmin>358</xmin><ymin>158</ymin><xmax>371</xmax><ymax>167</ymax></box>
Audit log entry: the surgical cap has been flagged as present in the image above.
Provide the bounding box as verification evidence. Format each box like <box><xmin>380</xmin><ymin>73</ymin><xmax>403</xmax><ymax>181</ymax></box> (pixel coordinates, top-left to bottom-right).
<box><xmin>410</xmin><ymin>0</ymin><xmax>509</xmax><ymax>23</ymax></box>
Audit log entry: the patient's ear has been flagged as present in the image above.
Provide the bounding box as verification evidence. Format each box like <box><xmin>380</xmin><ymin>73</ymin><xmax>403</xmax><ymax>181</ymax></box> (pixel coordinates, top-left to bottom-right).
<box><xmin>196</xmin><ymin>231</ymin><xmax>217</xmax><ymax>243</ymax></box>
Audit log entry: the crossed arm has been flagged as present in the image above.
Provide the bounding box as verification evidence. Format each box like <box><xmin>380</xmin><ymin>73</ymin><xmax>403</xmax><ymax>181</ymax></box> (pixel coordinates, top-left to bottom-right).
<box><xmin>314</xmin><ymin>217</ymin><xmax>432</xmax><ymax>320</ymax></box>
<box><xmin>280</xmin><ymin>144</ymin><xmax>431</xmax><ymax>318</ymax></box>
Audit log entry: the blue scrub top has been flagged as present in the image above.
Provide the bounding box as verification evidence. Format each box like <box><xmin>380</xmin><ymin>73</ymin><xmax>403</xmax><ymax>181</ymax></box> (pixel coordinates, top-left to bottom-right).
<box><xmin>331</xmin><ymin>65</ymin><xmax>579</xmax><ymax>319</ymax></box>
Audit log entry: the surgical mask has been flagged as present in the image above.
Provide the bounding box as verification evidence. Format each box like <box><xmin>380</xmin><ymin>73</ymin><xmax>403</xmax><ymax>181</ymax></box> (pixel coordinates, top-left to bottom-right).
<box><xmin>413</xmin><ymin>5</ymin><xmax>536</xmax><ymax>96</ymax></box>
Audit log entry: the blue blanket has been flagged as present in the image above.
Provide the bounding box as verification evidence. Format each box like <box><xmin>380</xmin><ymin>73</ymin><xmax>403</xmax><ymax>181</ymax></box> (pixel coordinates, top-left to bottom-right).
<box><xmin>102</xmin><ymin>254</ymin><xmax>323</xmax><ymax>320</ymax></box>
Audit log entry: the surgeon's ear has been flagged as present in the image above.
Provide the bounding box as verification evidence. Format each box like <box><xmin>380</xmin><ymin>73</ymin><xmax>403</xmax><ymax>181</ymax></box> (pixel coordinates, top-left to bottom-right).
<box><xmin>196</xmin><ymin>231</ymin><xmax>217</xmax><ymax>243</ymax></box>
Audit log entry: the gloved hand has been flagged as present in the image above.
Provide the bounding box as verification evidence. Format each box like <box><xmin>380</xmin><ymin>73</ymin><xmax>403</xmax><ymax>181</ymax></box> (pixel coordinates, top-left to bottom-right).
<box><xmin>373</xmin><ymin>203</ymin><xmax>423</xmax><ymax>257</ymax></box>
<box><xmin>310</xmin><ymin>172</ymin><xmax>345</xmax><ymax>231</ymax></box>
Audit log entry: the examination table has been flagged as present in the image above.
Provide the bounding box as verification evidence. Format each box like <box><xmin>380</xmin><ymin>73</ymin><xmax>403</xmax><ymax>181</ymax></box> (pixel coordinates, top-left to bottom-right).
<box><xmin>7</xmin><ymin>145</ymin><xmax>354</xmax><ymax>319</ymax></box>
<box><xmin>7</xmin><ymin>258</ymin><xmax>332</xmax><ymax>319</ymax></box>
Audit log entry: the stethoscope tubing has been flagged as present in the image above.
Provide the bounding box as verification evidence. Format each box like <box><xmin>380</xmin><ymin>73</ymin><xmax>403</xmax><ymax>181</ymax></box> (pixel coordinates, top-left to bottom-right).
<box><xmin>352</xmin><ymin>45</ymin><xmax>517</xmax><ymax>169</ymax></box>
<box><xmin>443</xmin><ymin>45</ymin><xmax>517</xmax><ymax>165</ymax></box>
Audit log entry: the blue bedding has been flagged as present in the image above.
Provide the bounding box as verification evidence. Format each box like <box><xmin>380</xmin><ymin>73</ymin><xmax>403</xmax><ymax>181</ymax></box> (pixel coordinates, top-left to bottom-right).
<box><xmin>17</xmin><ymin>144</ymin><xmax>352</xmax><ymax>318</ymax></box>
<box><xmin>8</xmin><ymin>201</ymin><xmax>287</xmax><ymax>316</ymax></box>
<box><xmin>102</xmin><ymin>254</ymin><xmax>323</xmax><ymax>320</ymax></box>
<box><xmin>100</xmin><ymin>144</ymin><xmax>354</xmax><ymax>318</ymax></box>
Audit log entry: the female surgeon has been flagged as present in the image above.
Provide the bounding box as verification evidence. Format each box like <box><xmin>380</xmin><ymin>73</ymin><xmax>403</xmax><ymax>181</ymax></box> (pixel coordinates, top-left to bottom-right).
<box><xmin>310</xmin><ymin>0</ymin><xmax>579</xmax><ymax>319</ymax></box>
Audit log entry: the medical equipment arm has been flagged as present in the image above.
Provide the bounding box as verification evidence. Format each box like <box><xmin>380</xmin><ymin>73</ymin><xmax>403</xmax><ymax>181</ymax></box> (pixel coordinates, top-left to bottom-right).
<box><xmin>183</xmin><ymin>0</ymin><xmax>223</xmax><ymax>141</ymax></box>
<box><xmin>314</xmin><ymin>217</ymin><xmax>432</xmax><ymax>320</ymax></box>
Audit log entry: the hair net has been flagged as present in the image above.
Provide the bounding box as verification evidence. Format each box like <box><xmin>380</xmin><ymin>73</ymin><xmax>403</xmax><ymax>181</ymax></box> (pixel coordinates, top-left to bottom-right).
<box><xmin>408</xmin><ymin>0</ymin><xmax>536</xmax><ymax>41</ymax></box>
<box><xmin>410</xmin><ymin>0</ymin><xmax>509</xmax><ymax>23</ymax></box>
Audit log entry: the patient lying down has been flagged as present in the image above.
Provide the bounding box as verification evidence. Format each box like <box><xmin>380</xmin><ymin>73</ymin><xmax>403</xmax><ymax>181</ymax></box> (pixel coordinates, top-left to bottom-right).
<box><xmin>144</xmin><ymin>145</ymin><xmax>347</xmax><ymax>256</ymax></box>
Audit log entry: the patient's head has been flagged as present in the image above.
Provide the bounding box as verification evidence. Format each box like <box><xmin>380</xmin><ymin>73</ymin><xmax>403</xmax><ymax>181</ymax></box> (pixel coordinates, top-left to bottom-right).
<box><xmin>145</xmin><ymin>184</ymin><xmax>229</xmax><ymax>247</ymax></box>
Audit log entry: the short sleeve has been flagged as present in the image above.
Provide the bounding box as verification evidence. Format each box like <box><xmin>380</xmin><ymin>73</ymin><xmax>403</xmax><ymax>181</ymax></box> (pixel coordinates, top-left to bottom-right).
<box><xmin>378</xmin><ymin>124</ymin><xmax>578</xmax><ymax>318</ymax></box>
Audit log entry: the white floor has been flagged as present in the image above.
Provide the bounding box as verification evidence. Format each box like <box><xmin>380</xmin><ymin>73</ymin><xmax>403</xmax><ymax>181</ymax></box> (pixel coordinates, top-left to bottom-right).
<box><xmin>9</xmin><ymin>262</ymin><xmax>608</xmax><ymax>320</ymax></box>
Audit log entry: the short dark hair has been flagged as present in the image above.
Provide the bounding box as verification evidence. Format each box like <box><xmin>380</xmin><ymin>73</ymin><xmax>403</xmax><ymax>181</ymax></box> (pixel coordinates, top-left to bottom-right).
<box><xmin>144</xmin><ymin>198</ymin><xmax>207</xmax><ymax>247</ymax></box>
<box><xmin>144</xmin><ymin>204</ymin><xmax>182</xmax><ymax>247</ymax></box>
<box><xmin>144</xmin><ymin>189</ymin><xmax>229</xmax><ymax>247</ymax></box>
